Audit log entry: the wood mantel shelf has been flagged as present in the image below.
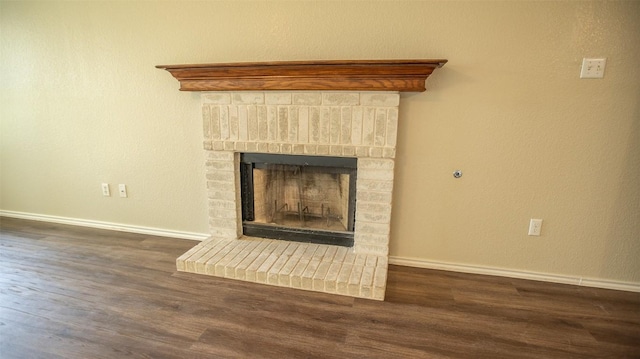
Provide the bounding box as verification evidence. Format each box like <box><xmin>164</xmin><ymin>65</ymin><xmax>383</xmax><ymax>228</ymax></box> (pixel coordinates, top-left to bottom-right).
<box><xmin>156</xmin><ymin>59</ymin><xmax>447</xmax><ymax>92</ymax></box>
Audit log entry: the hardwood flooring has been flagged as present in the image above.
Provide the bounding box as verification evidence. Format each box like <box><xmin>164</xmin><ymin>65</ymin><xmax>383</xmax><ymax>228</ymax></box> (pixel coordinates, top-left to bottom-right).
<box><xmin>1</xmin><ymin>217</ymin><xmax>639</xmax><ymax>358</ymax></box>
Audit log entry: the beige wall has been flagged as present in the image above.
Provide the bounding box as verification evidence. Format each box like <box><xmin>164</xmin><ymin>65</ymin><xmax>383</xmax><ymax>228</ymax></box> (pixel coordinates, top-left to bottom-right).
<box><xmin>1</xmin><ymin>1</ymin><xmax>639</xmax><ymax>284</ymax></box>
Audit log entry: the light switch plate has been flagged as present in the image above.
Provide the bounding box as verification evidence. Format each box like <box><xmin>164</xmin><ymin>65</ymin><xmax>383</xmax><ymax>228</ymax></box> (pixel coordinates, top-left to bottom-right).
<box><xmin>580</xmin><ymin>58</ymin><xmax>606</xmax><ymax>79</ymax></box>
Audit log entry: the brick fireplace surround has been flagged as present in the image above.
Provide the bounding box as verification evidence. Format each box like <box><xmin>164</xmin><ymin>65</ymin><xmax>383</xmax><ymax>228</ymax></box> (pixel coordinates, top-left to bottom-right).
<box><xmin>157</xmin><ymin>60</ymin><xmax>446</xmax><ymax>300</ymax></box>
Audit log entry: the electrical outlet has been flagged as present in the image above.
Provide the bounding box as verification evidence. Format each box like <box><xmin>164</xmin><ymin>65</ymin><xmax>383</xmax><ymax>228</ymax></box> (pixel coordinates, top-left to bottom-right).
<box><xmin>101</xmin><ymin>183</ymin><xmax>110</xmax><ymax>197</ymax></box>
<box><xmin>528</xmin><ymin>219</ymin><xmax>543</xmax><ymax>236</ymax></box>
<box><xmin>580</xmin><ymin>58</ymin><xmax>606</xmax><ymax>79</ymax></box>
<box><xmin>118</xmin><ymin>184</ymin><xmax>127</xmax><ymax>198</ymax></box>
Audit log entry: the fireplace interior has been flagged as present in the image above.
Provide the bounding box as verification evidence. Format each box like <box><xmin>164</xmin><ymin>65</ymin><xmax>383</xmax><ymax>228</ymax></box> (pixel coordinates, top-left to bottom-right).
<box><xmin>241</xmin><ymin>153</ymin><xmax>356</xmax><ymax>247</ymax></box>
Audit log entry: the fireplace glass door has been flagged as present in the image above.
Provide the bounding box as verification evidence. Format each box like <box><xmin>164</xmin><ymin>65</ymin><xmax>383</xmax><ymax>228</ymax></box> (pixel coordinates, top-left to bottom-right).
<box><xmin>240</xmin><ymin>153</ymin><xmax>356</xmax><ymax>247</ymax></box>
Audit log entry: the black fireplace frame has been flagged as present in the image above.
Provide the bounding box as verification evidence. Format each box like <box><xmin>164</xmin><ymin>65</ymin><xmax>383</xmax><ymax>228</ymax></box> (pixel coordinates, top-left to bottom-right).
<box><xmin>240</xmin><ymin>153</ymin><xmax>357</xmax><ymax>247</ymax></box>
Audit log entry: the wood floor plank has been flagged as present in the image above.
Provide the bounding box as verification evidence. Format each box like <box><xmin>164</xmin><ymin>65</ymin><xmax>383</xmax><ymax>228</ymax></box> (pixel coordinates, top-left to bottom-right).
<box><xmin>1</xmin><ymin>217</ymin><xmax>639</xmax><ymax>358</ymax></box>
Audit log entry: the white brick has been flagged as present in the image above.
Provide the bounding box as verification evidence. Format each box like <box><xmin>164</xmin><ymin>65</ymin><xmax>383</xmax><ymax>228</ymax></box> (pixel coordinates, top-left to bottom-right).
<box><xmin>341</xmin><ymin>107</ymin><xmax>352</xmax><ymax>145</ymax></box>
<box><xmin>359</xmin><ymin>158</ymin><xmax>394</xmax><ymax>170</ymax></box>
<box><xmin>357</xmin><ymin>191</ymin><xmax>393</xmax><ymax>204</ymax></box>
<box><xmin>203</xmin><ymin>93</ymin><xmax>231</xmax><ymax>104</ymax></box>
<box><xmin>207</xmin><ymin>190</ymin><xmax>236</xmax><ymax>201</ymax></box>
<box><xmin>268</xmin><ymin>143</ymin><xmax>280</xmax><ymax>153</ymax></box>
<box><xmin>348</xmin><ymin>265</ymin><xmax>364</xmax><ymax>296</ymax></box>
<box><xmin>343</xmin><ymin>146</ymin><xmax>355</xmax><ymax>157</ymax></box>
<box><xmin>292</xmin><ymin>144</ymin><xmax>305</xmax><ymax>154</ymax></box>
<box><xmin>293</xmin><ymin>92</ymin><xmax>322</xmax><ymax>105</ymax></box>
<box><xmin>312</xmin><ymin>261</ymin><xmax>331</xmax><ymax>291</ymax></box>
<box><xmin>353</xmin><ymin>243</ymin><xmax>389</xmax><ymax>256</ymax></box>
<box><xmin>288</xmin><ymin>106</ymin><xmax>299</xmax><ymax>143</ymax></box>
<box><xmin>267</xmin><ymin>106</ymin><xmax>277</xmax><ymax>141</ymax></box>
<box><xmin>374</xmin><ymin>108</ymin><xmax>387</xmax><ymax>147</ymax></box>
<box><xmin>228</xmin><ymin>106</ymin><xmax>239</xmax><ymax>140</ymax></box>
<box><xmin>232</xmin><ymin>92</ymin><xmax>264</xmax><ymax>104</ymax></box>
<box><xmin>351</xmin><ymin>107</ymin><xmax>363</xmax><ymax>145</ymax></box>
<box><xmin>208</xmin><ymin>199</ymin><xmax>236</xmax><ymax>210</ymax></box>
<box><xmin>298</xmin><ymin>107</ymin><xmax>309</xmax><ymax>143</ymax></box>
<box><xmin>320</xmin><ymin>107</ymin><xmax>331</xmax><ymax>143</ymax></box>
<box><xmin>206</xmin><ymin>171</ymin><xmax>235</xmax><ymax>182</ymax></box>
<box><xmin>354</xmin><ymin>234</ymin><xmax>390</xmax><ymax>249</ymax></box>
<box><xmin>362</xmin><ymin>107</ymin><xmax>375</xmax><ymax>145</ymax></box>
<box><xmin>309</xmin><ymin>107</ymin><xmax>320</xmax><ymax>143</ymax></box>
<box><xmin>304</xmin><ymin>144</ymin><xmax>317</xmax><ymax>155</ymax></box>
<box><xmin>358</xmin><ymin>168</ymin><xmax>394</xmax><ymax>181</ymax></box>
<box><xmin>278</xmin><ymin>106</ymin><xmax>288</xmax><ymax>142</ymax></box>
<box><xmin>265</xmin><ymin>92</ymin><xmax>292</xmax><ymax>105</ymax></box>
<box><xmin>212</xmin><ymin>141</ymin><xmax>224</xmax><ymax>150</ymax></box>
<box><xmin>206</xmin><ymin>150</ymin><xmax>234</xmax><ymax>161</ymax></box>
<box><xmin>322</xmin><ymin>92</ymin><xmax>359</xmax><ymax>106</ymax></box>
<box><xmin>301</xmin><ymin>260</ymin><xmax>321</xmax><ymax>289</ymax></box>
<box><xmin>248</xmin><ymin>105</ymin><xmax>258</xmax><ymax>141</ymax></box>
<box><xmin>202</xmin><ymin>105</ymin><xmax>212</xmax><ymax>139</ymax></box>
<box><xmin>205</xmin><ymin>160</ymin><xmax>235</xmax><ymax>172</ymax></box>
<box><xmin>234</xmin><ymin>142</ymin><xmax>246</xmax><ymax>151</ymax></box>
<box><xmin>356</xmin><ymin>179</ymin><xmax>394</xmax><ymax>192</ymax></box>
<box><xmin>360</xmin><ymin>92</ymin><xmax>400</xmax><ymax>107</ymax></box>
<box><xmin>238</xmin><ymin>106</ymin><xmax>248</xmax><ymax>140</ymax></box>
<box><xmin>330</xmin><ymin>107</ymin><xmax>341</xmax><ymax>144</ymax></box>
<box><xmin>210</xmin><ymin>106</ymin><xmax>221</xmax><ymax>140</ymax></box>
<box><xmin>246</xmin><ymin>142</ymin><xmax>258</xmax><ymax>152</ymax></box>
<box><xmin>386</xmin><ymin>108</ymin><xmax>398</xmax><ymax>146</ymax></box>
<box><xmin>257</xmin><ymin>106</ymin><xmax>268</xmax><ymax>141</ymax></box>
<box><xmin>220</xmin><ymin>106</ymin><xmax>230</xmax><ymax>140</ymax></box>
<box><xmin>355</xmin><ymin>146</ymin><xmax>369</xmax><ymax>157</ymax></box>
<box><xmin>356</xmin><ymin>209</ymin><xmax>391</xmax><ymax>223</ymax></box>
<box><xmin>336</xmin><ymin>263</ymin><xmax>353</xmax><ymax>295</ymax></box>
<box><xmin>329</xmin><ymin>145</ymin><xmax>342</xmax><ymax>156</ymax></box>
<box><xmin>316</xmin><ymin>144</ymin><xmax>329</xmax><ymax>155</ymax></box>
<box><xmin>223</xmin><ymin>141</ymin><xmax>234</xmax><ymax>151</ymax></box>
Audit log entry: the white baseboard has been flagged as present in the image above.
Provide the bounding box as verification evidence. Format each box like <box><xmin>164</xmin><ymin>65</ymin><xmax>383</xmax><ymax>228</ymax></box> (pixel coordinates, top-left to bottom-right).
<box><xmin>389</xmin><ymin>256</ymin><xmax>640</xmax><ymax>293</ymax></box>
<box><xmin>0</xmin><ymin>210</ymin><xmax>210</xmax><ymax>241</ymax></box>
<box><xmin>2</xmin><ymin>210</ymin><xmax>638</xmax><ymax>293</ymax></box>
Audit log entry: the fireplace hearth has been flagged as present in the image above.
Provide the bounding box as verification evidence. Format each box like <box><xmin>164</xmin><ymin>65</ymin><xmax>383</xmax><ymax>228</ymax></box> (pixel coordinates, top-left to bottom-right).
<box><xmin>157</xmin><ymin>60</ymin><xmax>446</xmax><ymax>300</ymax></box>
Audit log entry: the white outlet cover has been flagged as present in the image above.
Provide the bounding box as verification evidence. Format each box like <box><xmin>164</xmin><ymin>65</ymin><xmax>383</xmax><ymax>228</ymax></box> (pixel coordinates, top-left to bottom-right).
<box><xmin>580</xmin><ymin>58</ymin><xmax>606</xmax><ymax>79</ymax></box>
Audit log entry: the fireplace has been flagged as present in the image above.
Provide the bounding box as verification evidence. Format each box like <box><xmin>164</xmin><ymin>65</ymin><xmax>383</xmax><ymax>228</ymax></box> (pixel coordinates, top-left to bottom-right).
<box><xmin>157</xmin><ymin>60</ymin><xmax>446</xmax><ymax>300</ymax></box>
<box><xmin>240</xmin><ymin>153</ymin><xmax>357</xmax><ymax>247</ymax></box>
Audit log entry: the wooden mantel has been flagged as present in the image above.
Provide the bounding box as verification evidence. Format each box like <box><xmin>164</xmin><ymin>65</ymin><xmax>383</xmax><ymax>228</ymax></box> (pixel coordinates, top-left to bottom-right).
<box><xmin>156</xmin><ymin>59</ymin><xmax>447</xmax><ymax>92</ymax></box>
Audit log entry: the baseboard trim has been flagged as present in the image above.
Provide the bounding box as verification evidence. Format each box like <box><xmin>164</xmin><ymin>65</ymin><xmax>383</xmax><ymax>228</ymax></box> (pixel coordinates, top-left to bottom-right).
<box><xmin>0</xmin><ymin>210</ymin><xmax>210</xmax><ymax>241</ymax></box>
<box><xmin>2</xmin><ymin>210</ymin><xmax>638</xmax><ymax>293</ymax></box>
<box><xmin>389</xmin><ymin>256</ymin><xmax>640</xmax><ymax>293</ymax></box>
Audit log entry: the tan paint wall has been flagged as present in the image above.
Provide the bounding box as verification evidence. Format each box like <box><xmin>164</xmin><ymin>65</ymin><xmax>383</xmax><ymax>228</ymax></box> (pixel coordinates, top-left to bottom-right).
<box><xmin>1</xmin><ymin>1</ymin><xmax>639</xmax><ymax>283</ymax></box>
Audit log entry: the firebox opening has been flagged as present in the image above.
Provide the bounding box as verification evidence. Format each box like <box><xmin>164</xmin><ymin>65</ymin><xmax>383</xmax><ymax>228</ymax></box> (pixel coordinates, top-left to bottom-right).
<box><xmin>240</xmin><ymin>153</ymin><xmax>357</xmax><ymax>247</ymax></box>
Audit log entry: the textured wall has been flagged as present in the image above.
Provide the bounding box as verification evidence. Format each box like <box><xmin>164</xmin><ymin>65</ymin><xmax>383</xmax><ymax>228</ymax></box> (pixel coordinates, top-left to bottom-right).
<box><xmin>1</xmin><ymin>1</ymin><xmax>639</xmax><ymax>283</ymax></box>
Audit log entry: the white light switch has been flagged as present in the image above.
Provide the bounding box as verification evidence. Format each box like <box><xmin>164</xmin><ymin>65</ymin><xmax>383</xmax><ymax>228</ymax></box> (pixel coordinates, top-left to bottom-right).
<box><xmin>580</xmin><ymin>58</ymin><xmax>606</xmax><ymax>79</ymax></box>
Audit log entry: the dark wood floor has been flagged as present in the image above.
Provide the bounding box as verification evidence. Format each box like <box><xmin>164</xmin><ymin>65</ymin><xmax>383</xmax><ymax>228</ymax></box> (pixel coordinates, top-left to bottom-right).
<box><xmin>1</xmin><ymin>217</ymin><xmax>639</xmax><ymax>359</ymax></box>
